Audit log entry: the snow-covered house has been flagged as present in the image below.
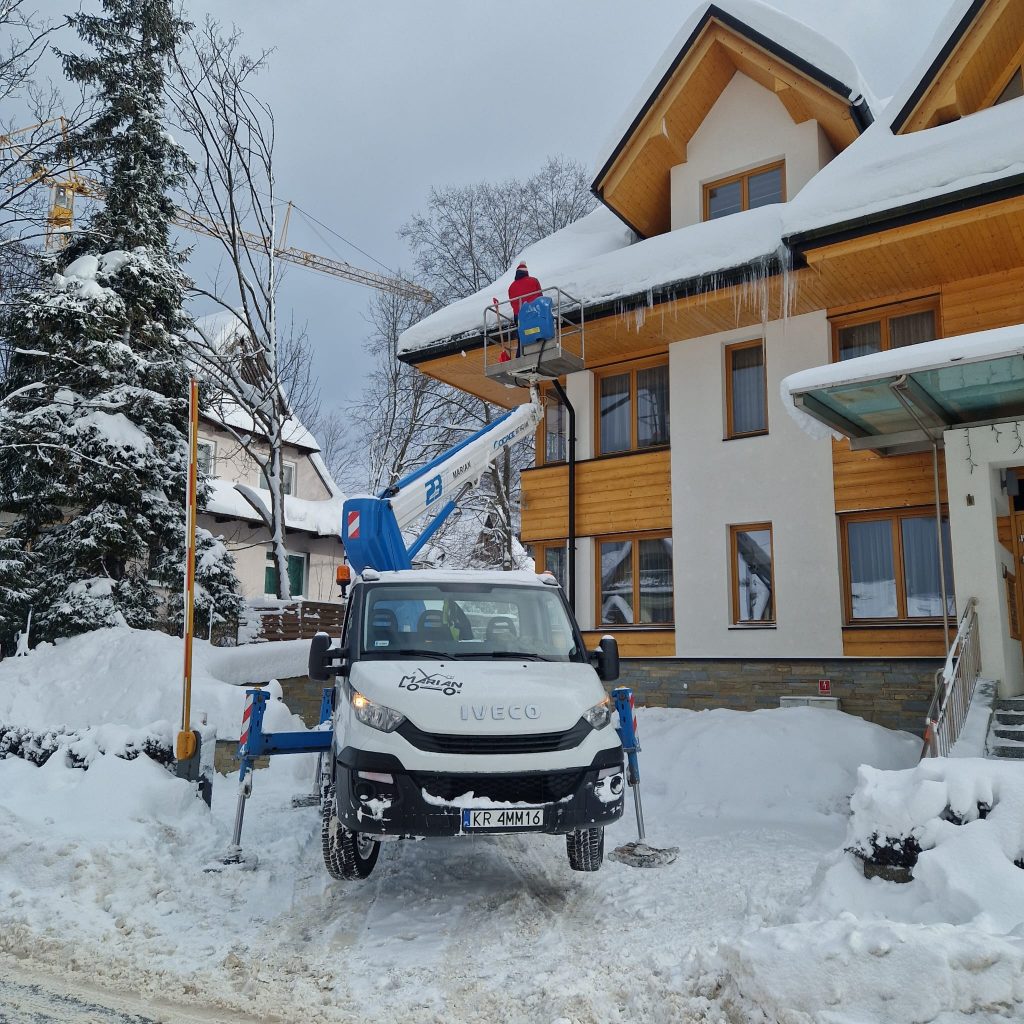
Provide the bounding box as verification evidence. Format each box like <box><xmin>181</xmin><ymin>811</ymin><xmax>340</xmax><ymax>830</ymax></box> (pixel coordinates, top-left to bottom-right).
<box><xmin>396</xmin><ymin>0</ymin><xmax>1024</xmax><ymax>732</ymax></box>
<box><xmin>193</xmin><ymin>314</ymin><xmax>346</xmax><ymax>604</ymax></box>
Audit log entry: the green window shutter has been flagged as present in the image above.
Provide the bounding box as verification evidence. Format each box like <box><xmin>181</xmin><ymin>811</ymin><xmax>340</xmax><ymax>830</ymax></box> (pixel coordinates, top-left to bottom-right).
<box><xmin>287</xmin><ymin>554</ymin><xmax>305</xmax><ymax>597</ymax></box>
<box><xmin>264</xmin><ymin>560</ymin><xmax>277</xmax><ymax>594</ymax></box>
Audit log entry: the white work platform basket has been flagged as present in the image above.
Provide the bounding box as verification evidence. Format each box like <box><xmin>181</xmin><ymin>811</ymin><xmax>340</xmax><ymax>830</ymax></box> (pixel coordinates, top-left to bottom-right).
<box><xmin>482</xmin><ymin>286</ymin><xmax>585</xmax><ymax>386</ymax></box>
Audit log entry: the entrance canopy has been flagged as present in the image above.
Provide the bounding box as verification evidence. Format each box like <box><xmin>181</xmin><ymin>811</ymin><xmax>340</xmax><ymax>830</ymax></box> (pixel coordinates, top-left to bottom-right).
<box><xmin>782</xmin><ymin>324</ymin><xmax>1024</xmax><ymax>454</ymax></box>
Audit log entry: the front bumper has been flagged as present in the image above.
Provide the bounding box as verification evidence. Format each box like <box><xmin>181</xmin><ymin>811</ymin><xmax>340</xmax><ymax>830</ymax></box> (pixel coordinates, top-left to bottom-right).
<box><xmin>333</xmin><ymin>745</ymin><xmax>624</xmax><ymax>837</ymax></box>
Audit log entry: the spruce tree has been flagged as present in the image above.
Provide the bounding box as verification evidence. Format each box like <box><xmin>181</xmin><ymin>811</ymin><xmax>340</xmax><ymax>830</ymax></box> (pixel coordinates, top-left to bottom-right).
<box><xmin>0</xmin><ymin>0</ymin><xmax>240</xmax><ymax>642</ymax></box>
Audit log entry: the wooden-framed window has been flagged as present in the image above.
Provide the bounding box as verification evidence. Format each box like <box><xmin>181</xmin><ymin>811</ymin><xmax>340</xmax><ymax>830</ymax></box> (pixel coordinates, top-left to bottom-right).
<box><xmin>725</xmin><ymin>340</ymin><xmax>767</xmax><ymax>438</ymax></box>
<box><xmin>703</xmin><ymin>161</ymin><xmax>785</xmax><ymax>221</ymax></box>
<box><xmin>839</xmin><ymin>509</ymin><xmax>955</xmax><ymax>623</ymax></box>
<box><xmin>536</xmin><ymin>387</ymin><xmax>567</xmax><ymax>467</ymax></box>
<box><xmin>196</xmin><ymin>439</ymin><xmax>216</xmax><ymax>477</ymax></box>
<box><xmin>595</xmin><ymin>357</ymin><xmax>670</xmax><ymax>456</ymax></box>
<box><xmin>831</xmin><ymin>297</ymin><xmax>940</xmax><ymax>362</ymax></box>
<box><xmin>533</xmin><ymin>542</ymin><xmax>568</xmax><ymax>591</ymax></box>
<box><xmin>729</xmin><ymin>523</ymin><xmax>775</xmax><ymax>624</ymax></box>
<box><xmin>597</xmin><ymin>533</ymin><xmax>674</xmax><ymax>626</ymax></box>
<box><xmin>262</xmin><ymin>459</ymin><xmax>296</xmax><ymax>496</ymax></box>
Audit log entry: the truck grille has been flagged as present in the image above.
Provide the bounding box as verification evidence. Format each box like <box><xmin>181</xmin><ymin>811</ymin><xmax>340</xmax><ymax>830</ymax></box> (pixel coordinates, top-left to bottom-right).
<box><xmin>396</xmin><ymin>718</ymin><xmax>591</xmax><ymax>755</ymax></box>
<box><xmin>413</xmin><ymin>770</ymin><xmax>583</xmax><ymax>805</ymax></box>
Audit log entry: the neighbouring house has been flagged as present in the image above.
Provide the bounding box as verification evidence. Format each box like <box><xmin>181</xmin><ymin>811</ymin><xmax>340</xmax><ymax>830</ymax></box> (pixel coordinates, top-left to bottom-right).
<box><xmin>194</xmin><ymin>313</ymin><xmax>346</xmax><ymax>605</ymax></box>
<box><xmin>395</xmin><ymin>0</ymin><xmax>1024</xmax><ymax>734</ymax></box>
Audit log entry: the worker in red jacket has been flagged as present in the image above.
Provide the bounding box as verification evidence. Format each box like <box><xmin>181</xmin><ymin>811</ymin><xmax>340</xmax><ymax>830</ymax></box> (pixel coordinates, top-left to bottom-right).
<box><xmin>508</xmin><ymin>261</ymin><xmax>542</xmax><ymax>320</ymax></box>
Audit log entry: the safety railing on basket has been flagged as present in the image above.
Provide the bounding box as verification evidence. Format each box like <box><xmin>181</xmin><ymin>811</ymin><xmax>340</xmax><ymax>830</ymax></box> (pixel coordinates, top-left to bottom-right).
<box><xmin>922</xmin><ymin>597</ymin><xmax>980</xmax><ymax>758</ymax></box>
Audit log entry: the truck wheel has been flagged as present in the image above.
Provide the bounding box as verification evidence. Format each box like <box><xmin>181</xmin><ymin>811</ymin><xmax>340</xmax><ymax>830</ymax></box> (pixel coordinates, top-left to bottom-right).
<box><xmin>321</xmin><ymin>784</ymin><xmax>380</xmax><ymax>880</ymax></box>
<box><xmin>566</xmin><ymin>826</ymin><xmax>604</xmax><ymax>871</ymax></box>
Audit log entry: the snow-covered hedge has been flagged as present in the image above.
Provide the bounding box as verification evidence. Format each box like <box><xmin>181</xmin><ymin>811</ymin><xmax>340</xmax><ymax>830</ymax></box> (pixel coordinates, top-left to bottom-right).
<box><xmin>0</xmin><ymin>720</ymin><xmax>174</xmax><ymax>770</ymax></box>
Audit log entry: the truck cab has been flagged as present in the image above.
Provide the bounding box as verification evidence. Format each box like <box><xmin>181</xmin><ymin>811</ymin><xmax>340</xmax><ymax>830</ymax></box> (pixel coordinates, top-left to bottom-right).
<box><xmin>318</xmin><ymin>568</ymin><xmax>625</xmax><ymax>878</ymax></box>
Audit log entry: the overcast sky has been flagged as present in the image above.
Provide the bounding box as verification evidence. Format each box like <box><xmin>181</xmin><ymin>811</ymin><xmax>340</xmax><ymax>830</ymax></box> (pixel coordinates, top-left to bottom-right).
<box><xmin>42</xmin><ymin>0</ymin><xmax>958</xmax><ymax>420</ymax></box>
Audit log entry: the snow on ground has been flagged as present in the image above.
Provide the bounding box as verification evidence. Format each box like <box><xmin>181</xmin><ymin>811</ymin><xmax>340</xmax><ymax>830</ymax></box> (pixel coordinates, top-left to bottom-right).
<box><xmin>0</xmin><ymin>626</ymin><xmax>309</xmax><ymax>737</ymax></box>
<box><xmin>9</xmin><ymin>699</ymin><xmax>1014</xmax><ymax>1023</ymax></box>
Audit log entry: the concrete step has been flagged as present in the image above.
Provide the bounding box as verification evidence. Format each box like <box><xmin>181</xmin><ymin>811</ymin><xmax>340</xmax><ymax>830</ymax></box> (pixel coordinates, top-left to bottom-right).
<box><xmin>995</xmin><ymin>698</ymin><xmax>1024</xmax><ymax>712</ymax></box>
<box><xmin>989</xmin><ymin>743</ymin><xmax>1024</xmax><ymax>759</ymax></box>
<box><xmin>995</xmin><ymin>710</ymin><xmax>1024</xmax><ymax>725</ymax></box>
<box><xmin>993</xmin><ymin>725</ymin><xmax>1024</xmax><ymax>740</ymax></box>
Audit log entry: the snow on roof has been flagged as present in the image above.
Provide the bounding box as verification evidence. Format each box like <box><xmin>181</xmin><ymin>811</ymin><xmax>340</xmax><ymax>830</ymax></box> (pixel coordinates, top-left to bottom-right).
<box><xmin>203</xmin><ymin>477</ymin><xmax>344</xmax><ymax>538</ymax></box>
<box><xmin>398</xmin><ymin>204</ymin><xmax>785</xmax><ymax>357</ymax></box>
<box><xmin>780</xmin><ymin>321</ymin><xmax>1024</xmax><ymax>439</ymax></box>
<box><xmin>785</xmin><ymin>94</ymin><xmax>1024</xmax><ymax>238</ymax></box>
<box><xmin>593</xmin><ymin>0</ymin><xmax>875</xmax><ymax>185</ymax></box>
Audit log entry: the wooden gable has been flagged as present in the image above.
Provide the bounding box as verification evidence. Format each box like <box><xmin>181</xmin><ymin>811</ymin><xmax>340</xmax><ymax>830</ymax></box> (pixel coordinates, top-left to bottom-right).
<box><xmin>592</xmin><ymin>9</ymin><xmax>867</xmax><ymax>239</ymax></box>
<box><xmin>893</xmin><ymin>0</ymin><xmax>1024</xmax><ymax>133</ymax></box>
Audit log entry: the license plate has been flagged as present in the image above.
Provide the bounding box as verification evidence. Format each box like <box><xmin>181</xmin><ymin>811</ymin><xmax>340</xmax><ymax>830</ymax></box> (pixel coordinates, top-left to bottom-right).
<box><xmin>462</xmin><ymin>807</ymin><xmax>544</xmax><ymax>830</ymax></box>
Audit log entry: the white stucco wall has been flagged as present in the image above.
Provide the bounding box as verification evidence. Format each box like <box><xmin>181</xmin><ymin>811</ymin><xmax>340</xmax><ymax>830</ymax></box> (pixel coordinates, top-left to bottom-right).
<box><xmin>669</xmin><ymin>72</ymin><xmax>835</xmax><ymax>231</ymax></box>
<box><xmin>943</xmin><ymin>426</ymin><xmax>1024</xmax><ymax>697</ymax></box>
<box><xmin>668</xmin><ymin>311</ymin><xmax>844</xmax><ymax>657</ymax></box>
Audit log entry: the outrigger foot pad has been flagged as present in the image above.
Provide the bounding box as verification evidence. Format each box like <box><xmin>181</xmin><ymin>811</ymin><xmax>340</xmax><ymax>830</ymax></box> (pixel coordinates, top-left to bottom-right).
<box><xmin>203</xmin><ymin>846</ymin><xmax>260</xmax><ymax>872</ymax></box>
<box><xmin>609</xmin><ymin>841</ymin><xmax>679</xmax><ymax>868</ymax></box>
<box><xmin>290</xmin><ymin>794</ymin><xmax>321</xmax><ymax>808</ymax></box>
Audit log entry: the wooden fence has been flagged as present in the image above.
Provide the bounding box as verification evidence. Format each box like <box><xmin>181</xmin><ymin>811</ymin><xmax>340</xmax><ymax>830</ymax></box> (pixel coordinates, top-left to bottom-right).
<box><xmin>244</xmin><ymin>600</ymin><xmax>346</xmax><ymax>642</ymax></box>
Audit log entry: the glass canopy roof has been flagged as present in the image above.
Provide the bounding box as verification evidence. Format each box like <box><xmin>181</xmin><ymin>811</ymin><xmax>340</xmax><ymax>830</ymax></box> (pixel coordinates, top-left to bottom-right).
<box><xmin>789</xmin><ymin>348</ymin><xmax>1024</xmax><ymax>453</ymax></box>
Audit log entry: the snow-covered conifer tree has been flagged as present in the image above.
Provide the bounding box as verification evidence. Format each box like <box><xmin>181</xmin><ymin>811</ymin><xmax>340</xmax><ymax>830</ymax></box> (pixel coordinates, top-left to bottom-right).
<box><xmin>0</xmin><ymin>535</ymin><xmax>37</xmax><ymax>654</ymax></box>
<box><xmin>0</xmin><ymin>0</ymin><xmax>240</xmax><ymax>642</ymax></box>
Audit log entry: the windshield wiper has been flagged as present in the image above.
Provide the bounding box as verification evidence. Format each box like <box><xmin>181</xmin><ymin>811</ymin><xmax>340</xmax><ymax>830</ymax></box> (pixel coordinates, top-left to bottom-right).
<box><xmin>366</xmin><ymin>648</ymin><xmax>450</xmax><ymax>660</ymax></box>
<box><xmin>486</xmin><ymin>651</ymin><xmax>551</xmax><ymax>661</ymax></box>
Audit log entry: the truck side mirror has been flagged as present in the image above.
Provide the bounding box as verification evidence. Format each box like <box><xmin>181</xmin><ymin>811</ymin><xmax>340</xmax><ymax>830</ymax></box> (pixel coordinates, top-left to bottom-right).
<box><xmin>591</xmin><ymin>635</ymin><xmax>620</xmax><ymax>682</ymax></box>
<box><xmin>309</xmin><ymin>631</ymin><xmax>348</xmax><ymax>682</ymax></box>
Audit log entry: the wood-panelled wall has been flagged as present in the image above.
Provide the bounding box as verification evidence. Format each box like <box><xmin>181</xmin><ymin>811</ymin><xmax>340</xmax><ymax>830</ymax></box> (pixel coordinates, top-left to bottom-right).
<box><xmin>842</xmin><ymin>626</ymin><xmax>953</xmax><ymax>658</ymax></box>
<box><xmin>521</xmin><ymin>449</ymin><xmax>671</xmax><ymax>543</ymax></box>
<box><xmin>833</xmin><ymin>442</ymin><xmax>948</xmax><ymax>512</ymax></box>
<box><xmin>581</xmin><ymin>629</ymin><xmax>676</xmax><ymax>658</ymax></box>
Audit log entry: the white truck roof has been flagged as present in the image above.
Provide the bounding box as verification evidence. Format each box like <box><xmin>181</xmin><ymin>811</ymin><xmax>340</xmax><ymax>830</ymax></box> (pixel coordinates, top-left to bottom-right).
<box><xmin>359</xmin><ymin>568</ymin><xmax>552</xmax><ymax>587</ymax></box>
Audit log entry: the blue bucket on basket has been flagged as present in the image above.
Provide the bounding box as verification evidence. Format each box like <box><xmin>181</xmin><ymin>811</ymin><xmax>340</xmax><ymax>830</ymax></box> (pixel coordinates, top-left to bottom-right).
<box><xmin>517</xmin><ymin>296</ymin><xmax>555</xmax><ymax>349</ymax></box>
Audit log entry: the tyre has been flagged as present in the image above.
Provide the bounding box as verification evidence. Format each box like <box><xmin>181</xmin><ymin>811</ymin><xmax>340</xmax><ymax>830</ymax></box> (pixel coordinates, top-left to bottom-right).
<box><xmin>321</xmin><ymin>784</ymin><xmax>380</xmax><ymax>880</ymax></box>
<box><xmin>566</xmin><ymin>826</ymin><xmax>605</xmax><ymax>871</ymax></box>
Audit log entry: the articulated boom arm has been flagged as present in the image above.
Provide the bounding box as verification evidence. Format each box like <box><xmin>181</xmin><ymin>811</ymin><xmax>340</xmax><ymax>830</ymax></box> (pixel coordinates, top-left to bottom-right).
<box><xmin>342</xmin><ymin>391</ymin><xmax>542</xmax><ymax>573</ymax></box>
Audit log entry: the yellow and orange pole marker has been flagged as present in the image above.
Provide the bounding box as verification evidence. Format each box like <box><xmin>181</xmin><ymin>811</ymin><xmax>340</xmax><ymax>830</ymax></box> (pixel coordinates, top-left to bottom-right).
<box><xmin>176</xmin><ymin>378</ymin><xmax>200</xmax><ymax>763</ymax></box>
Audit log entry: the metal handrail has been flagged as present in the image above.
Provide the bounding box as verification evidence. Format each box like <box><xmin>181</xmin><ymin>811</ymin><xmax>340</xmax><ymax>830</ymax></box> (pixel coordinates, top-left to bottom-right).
<box><xmin>482</xmin><ymin>285</ymin><xmax>585</xmax><ymax>371</ymax></box>
<box><xmin>922</xmin><ymin>596</ymin><xmax>980</xmax><ymax>758</ymax></box>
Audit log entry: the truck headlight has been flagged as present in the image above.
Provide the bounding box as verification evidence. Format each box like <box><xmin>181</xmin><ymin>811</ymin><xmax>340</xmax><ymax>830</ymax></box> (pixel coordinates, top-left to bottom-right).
<box><xmin>583</xmin><ymin>698</ymin><xmax>611</xmax><ymax>730</ymax></box>
<box><xmin>350</xmin><ymin>689</ymin><xmax>406</xmax><ymax>732</ymax></box>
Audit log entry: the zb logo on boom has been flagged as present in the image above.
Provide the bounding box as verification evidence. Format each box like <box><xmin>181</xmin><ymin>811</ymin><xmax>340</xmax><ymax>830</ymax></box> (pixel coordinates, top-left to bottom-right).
<box><xmin>425</xmin><ymin>475</ymin><xmax>443</xmax><ymax>505</ymax></box>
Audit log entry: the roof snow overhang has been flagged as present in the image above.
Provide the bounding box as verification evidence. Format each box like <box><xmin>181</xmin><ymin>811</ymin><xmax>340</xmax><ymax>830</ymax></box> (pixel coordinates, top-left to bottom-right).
<box><xmin>592</xmin><ymin>5</ymin><xmax>871</xmax><ymax>239</ymax></box>
<box><xmin>891</xmin><ymin>0</ymin><xmax>1024</xmax><ymax>135</ymax></box>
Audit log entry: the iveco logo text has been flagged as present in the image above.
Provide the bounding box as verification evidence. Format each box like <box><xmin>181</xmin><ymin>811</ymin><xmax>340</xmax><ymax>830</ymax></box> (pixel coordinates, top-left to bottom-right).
<box><xmin>460</xmin><ymin>704</ymin><xmax>540</xmax><ymax>721</ymax></box>
<box><xmin>491</xmin><ymin>428</ymin><xmax>520</xmax><ymax>451</ymax></box>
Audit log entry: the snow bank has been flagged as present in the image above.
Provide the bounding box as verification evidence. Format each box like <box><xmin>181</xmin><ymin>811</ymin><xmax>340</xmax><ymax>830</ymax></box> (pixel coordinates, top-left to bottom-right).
<box><xmin>0</xmin><ymin>626</ymin><xmax>308</xmax><ymax>737</ymax></box>
<box><xmin>712</xmin><ymin>756</ymin><xmax>1024</xmax><ymax>1022</ymax></box>
<box><xmin>638</xmin><ymin>706</ymin><xmax>919</xmax><ymax>825</ymax></box>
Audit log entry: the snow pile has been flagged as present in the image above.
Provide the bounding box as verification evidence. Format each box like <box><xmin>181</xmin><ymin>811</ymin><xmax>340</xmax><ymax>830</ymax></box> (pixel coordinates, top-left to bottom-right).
<box><xmin>713</xmin><ymin>757</ymin><xmax>1024</xmax><ymax>1022</ymax></box>
<box><xmin>0</xmin><ymin>626</ymin><xmax>309</xmax><ymax>737</ymax></box>
<box><xmin>0</xmin><ymin>704</ymin><xmax>927</xmax><ymax>1023</ymax></box>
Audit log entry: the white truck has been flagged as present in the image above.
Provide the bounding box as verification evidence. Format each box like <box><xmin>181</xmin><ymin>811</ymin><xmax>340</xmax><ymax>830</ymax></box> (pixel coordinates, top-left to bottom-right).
<box><xmin>316</xmin><ymin>567</ymin><xmax>625</xmax><ymax>878</ymax></box>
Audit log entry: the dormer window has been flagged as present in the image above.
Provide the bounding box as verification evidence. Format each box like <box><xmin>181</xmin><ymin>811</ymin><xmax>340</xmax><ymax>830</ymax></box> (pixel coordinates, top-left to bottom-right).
<box><xmin>703</xmin><ymin>162</ymin><xmax>785</xmax><ymax>221</ymax></box>
<box><xmin>995</xmin><ymin>67</ymin><xmax>1023</xmax><ymax>106</ymax></box>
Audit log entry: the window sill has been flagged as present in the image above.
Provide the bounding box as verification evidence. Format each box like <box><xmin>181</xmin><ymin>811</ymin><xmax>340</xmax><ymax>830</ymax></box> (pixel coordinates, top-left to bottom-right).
<box><xmin>594</xmin><ymin>625</ymin><xmax>674</xmax><ymax>631</ymax></box>
<box><xmin>722</xmin><ymin>431</ymin><xmax>769</xmax><ymax>442</ymax></box>
<box><xmin>728</xmin><ymin>623</ymin><xmax>777</xmax><ymax>630</ymax></box>
<box><xmin>843</xmin><ymin>622</ymin><xmax>953</xmax><ymax>629</ymax></box>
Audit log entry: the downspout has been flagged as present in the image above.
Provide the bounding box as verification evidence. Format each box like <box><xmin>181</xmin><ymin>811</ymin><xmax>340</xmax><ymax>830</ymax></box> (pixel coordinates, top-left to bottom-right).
<box><xmin>889</xmin><ymin>377</ymin><xmax>951</xmax><ymax>655</ymax></box>
<box><xmin>551</xmin><ymin>379</ymin><xmax>576</xmax><ymax>614</ymax></box>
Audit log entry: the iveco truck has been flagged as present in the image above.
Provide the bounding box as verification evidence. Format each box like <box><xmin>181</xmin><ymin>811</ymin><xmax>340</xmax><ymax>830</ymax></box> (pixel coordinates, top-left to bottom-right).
<box><xmin>315</xmin><ymin>568</ymin><xmax>625</xmax><ymax>878</ymax></box>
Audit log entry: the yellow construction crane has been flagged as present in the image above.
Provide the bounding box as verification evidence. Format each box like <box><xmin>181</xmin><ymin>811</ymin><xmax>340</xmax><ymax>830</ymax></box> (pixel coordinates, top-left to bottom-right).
<box><xmin>0</xmin><ymin>118</ymin><xmax>432</xmax><ymax>303</ymax></box>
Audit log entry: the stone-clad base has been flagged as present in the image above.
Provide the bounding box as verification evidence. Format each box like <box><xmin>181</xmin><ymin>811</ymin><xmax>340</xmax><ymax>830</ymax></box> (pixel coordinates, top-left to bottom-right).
<box><xmin>617</xmin><ymin>658</ymin><xmax>941</xmax><ymax>735</ymax></box>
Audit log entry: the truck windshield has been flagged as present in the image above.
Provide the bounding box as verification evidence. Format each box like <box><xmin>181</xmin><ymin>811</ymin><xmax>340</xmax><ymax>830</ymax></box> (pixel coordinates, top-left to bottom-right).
<box><xmin>361</xmin><ymin>583</ymin><xmax>585</xmax><ymax>662</ymax></box>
